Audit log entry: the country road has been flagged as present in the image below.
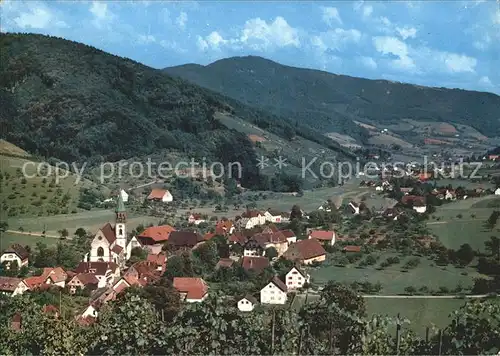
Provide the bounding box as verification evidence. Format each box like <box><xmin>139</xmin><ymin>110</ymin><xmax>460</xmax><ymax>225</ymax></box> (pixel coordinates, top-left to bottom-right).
<box><xmin>5</xmin><ymin>229</ymin><xmax>65</xmax><ymax>239</ymax></box>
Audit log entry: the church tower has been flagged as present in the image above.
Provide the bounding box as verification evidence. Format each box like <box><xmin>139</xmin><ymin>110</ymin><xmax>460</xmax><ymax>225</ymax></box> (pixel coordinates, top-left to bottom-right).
<box><xmin>115</xmin><ymin>193</ymin><xmax>127</xmax><ymax>249</ymax></box>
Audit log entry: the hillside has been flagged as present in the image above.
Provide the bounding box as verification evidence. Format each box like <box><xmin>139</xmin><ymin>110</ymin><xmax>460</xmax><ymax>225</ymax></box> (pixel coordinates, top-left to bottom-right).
<box><xmin>0</xmin><ymin>34</ymin><xmax>357</xmax><ymax>190</ymax></box>
<box><xmin>164</xmin><ymin>56</ymin><xmax>500</xmax><ymax>141</ymax></box>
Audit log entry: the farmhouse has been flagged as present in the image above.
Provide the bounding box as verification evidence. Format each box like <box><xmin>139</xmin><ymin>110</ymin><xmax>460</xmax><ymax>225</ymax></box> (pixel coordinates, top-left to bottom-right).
<box><xmin>240</xmin><ymin>210</ymin><xmax>266</xmax><ymax>229</ymax></box>
<box><xmin>260</xmin><ymin>276</ymin><xmax>287</xmax><ymax>305</ymax></box>
<box><xmin>244</xmin><ymin>230</ymin><xmax>289</xmax><ymax>257</ymax></box>
<box><xmin>0</xmin><ymin>276</ymin><xmax>22</xmax><ymax>297</ymax></box>
<box><xmin>237</xmin><ymin>295</ymin><xmax>258</xmax><ymax>312</ymax></box>
<box><xmin>284</xmin><ymin>239</ymin><xmax>326</xmax><ymax>265</ymax></box>
<box><xmin>264</xmin><ymin>209</ymin><xmax>283</xmax><ymax>223</ymax></box>
<box><xmin>188</xmin><ymin>213</ymin><xmax>206</xmax><ymax>225</ymax></box>
<box><xmin>147</xmin><ymin>189</ymin><xmax>173</xmax><ymax>202</ymax></box>
<box><xmin>167</xmin><ymin>231</ymin><xmax>205</xmax><ymax>251</ymax></box>
<box><xmin>74</xmin><ymin>261</ymin><xmax>120</xmax><ymax>288</ymax></box>
<box><xmin>308</xmin><ymin>230</ymin><xmax>336</xmax><ymax>246</ymax></box>
<box><xmin>137</xmin><ymin>225</ymin><xmax>176</xmax><ymax>245</ymax></box>
<box><xmin>1</xmin><ymin>244</ymin><xmax>29</xmax><ymax>269</ymax></box>
<box><xmin>173</xmin><ymin>277</ymin><xmax>208</xmax><ymax>303</ymax></box>
<box><xmin>241</xmin><ymin>256</ymin><xmax>270</xmax><ymax>273</ymax></box>
<box><xmin>67</xmin><ymin>273</ymin><xmax>99</xmax><ymax>294</ymax></box>
<box><xmin>281</xmin><ymin>229</ymin><xmax>297</xmax><ymax>244</ymax></box>
<box><xmin>285</xmin><ymin>266</ymin><xmax>310</xmax><ymax>289</ymax></box>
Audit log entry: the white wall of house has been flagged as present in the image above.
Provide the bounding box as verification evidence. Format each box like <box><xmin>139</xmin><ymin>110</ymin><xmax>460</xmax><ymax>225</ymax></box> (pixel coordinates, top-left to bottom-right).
<box><xmin>286</xmin><ymin>236</ymin><xmax>297</xmax><ymax>244</ymax></box>
<box><xmin>285</xmin><ymin>268</ymin><xmax>310</xmax><ymax>289</ymax></box>
<box><xmin>238</xmin><ymin>298</ymin><xmax>255</xmax><ymax>312</ymax></box>
<box><xmin>12</xmin><ymin>282</ymin><xmax>28</xmax><ymax>296</ymax></box>
<box><xmin>260</xmin><ymin>282</ymin><xmax>287</xmax><ymax>305</ymax></box>
<box><xmin>413</xmin><ymin>206</ymin><xmax>427</xmax><ymax>213</ymax></box>
<box><xmin>120</xmin><ymin>189</ymin><xmax>129</xmax><ymax>202</ymax></box>
<box><xmin>0</xmin><ymin>254</ymin><xmax>25</xmax><ymax>267</ymax></box>
<box><xmin>264</xmin><ymin>212</ymin><xmax>282</xmax><ymax>223</ymax></box>
<box><xmin>243</xmin><ymin>248</ymin><xmax>261</xmax><ymax>257</ymax></box>
<box><xmin>162</xmin><ymin>191</ymin><xmax>173</xmax><ymax>202</ymax></box>
<box><xmin>126</xmin><ymin>236</ymin><xmax>142</xmax><ymax>260</ymax></box>
<box><xmin>495</xmin><ymin>188</ymin><xmax>500</xmax><ymax>195</ymax></box>
<box><xmin>81</xmin><ymin>305</ymin><xmax>98</xmax><ymax>318</ymax></box>
<box><xmin>185</xmin><ymin>293</ymin><xmax>208</xmax><ymax>303</ymax></box>
<box><xmin>302</xmin><ymin>254</ymin><xmax>326</xmax><ymax>265</ymax></box>
<box><xmin>89</xmin><ymin>231</ymin><xmax>112</xmax><ymax>262</ymax></box>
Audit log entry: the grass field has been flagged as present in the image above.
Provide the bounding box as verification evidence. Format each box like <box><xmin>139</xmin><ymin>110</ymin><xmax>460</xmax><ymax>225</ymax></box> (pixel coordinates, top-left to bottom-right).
<box><xmin>291</xmin><ymin>294</ymin><xmax>469</xmax><ymax>334</ymax></box>
<box><xmin>0</xmin><ymin>231</ymin><xmax>60</xmax><ymax>250</ymax></box>
<box><xmin>7</xmin><ymin>209</ymin><xmax>161</xmax><ymax>238</ymax></box>
<box><xmin>309</xmin><ymin>252</ymin><xmax>480</xmax><ymax>294</ymax></box>
<box><xmin>428</xmin><ymin>195</ymin><xmax>500</xmax><ymax>251</ymax></box>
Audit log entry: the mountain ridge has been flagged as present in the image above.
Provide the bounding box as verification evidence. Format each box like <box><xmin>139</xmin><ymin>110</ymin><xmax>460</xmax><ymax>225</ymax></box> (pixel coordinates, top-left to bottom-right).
<box><xmin>164</xmin><ymin>55</ymin><xmax>500</xmax><ymax>139</ymax></box>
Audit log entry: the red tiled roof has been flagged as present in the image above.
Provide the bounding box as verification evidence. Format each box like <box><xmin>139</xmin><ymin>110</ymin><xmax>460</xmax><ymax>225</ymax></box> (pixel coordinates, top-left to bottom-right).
<box><xmin>280</xmin><ymin>230</ymin><xmax>296</xmax><ymax>238</ymax></box>
<box><xmin>284</xmin><ymin>239</ymin><xmax>326</xmax><ymax>261</ymax></box>
<box><xmin>242</xmin><ymin>210</ymin><xmax>261</xmax><ymax>218</ymax></box>
<box><xmin>146</xmin><ymin>253</ymin><xmax>166</xmax><ymax>267</ymax></box>
<box><xmin>43</xmin><ymin>267</ymin><xmax>67</xmax><ymax>283</ymax></box>
<box><xmin>100</xmin><ymin>223</ymin><xmax>116</xmax><ymax>244</ymax></box>
<box><xmin>309</xmin><ymin>230</ymin><xmax>335</xmax><ymax>241</ymax></box>
<box><xmin>216</xmin><ymin>258</ymin><xmax>234</xmax><ymax>269</ymax></box>
<box><xmin>241</xmin><ymin>256</ymin><xmax>270</xmax><ymax>273</ymax></box>
<box><xmin>262</xmin><ymin>224</ymin><xmax>279</xmax><ymax>233</ymax></box>
<box><xmin>0</xmin><ymin>276</ymin><xmax>22</xmax><ymax>292</ymax></box>
<box><xmin>215</xmin><ymin>220</ymin><xmax>233</xmax><ymax>235</ymax></box>
<box><xmin>173</xmin><ymin>277</ymin><xmax>208</xmax><ymax>300</ymax></box>
<box><xmin>23</xmin><ymin>275</ymin><xmax>45</xmax><ymax>289</ymax></box>
<box><xmin>111</xmin><ymin>244</ymin><xmax>123</xmax><ymax>254</ymax></box>
<box><xmin>229</xmin><ymin>232</ymin><xmax>247</xmax><ymax>245</ymax></box>
<box><xmin>138</xmin><ymin>225</ymin><xmax>176</xmax><ymax>242</ymax></box>
<box><xmin>401</xmin><ymin>195</ymin><xmax>426</xmax><ymax>205</ymax></box>
<box><xmin>147</xmin><ymin>189</ymin><xmax>169</xmax><ymax>200</ymax></box>
<box><xmin>343</xmin><ymin>245</ymin><xmax>362</xmax><ymax>252</ymax></box>
<box><xmin>189</xmin><ymin>213</ymin><xmax>204</xmax><ymax>220</ymax></box>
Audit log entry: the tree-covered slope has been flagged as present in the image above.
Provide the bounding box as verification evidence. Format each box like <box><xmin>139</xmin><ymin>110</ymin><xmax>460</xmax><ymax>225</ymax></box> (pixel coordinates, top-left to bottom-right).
<box><xmin>164</xmin><ymin>56</ymin><xmax>500</xmax><ymax>138</ymax></box>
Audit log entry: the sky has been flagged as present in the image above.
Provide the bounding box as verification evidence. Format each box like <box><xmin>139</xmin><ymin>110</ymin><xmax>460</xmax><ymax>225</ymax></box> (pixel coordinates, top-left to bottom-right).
<box><xmin>1</xmin><ymin>0</ymin><xmax>499</xmax><ymax>94</ymax></box>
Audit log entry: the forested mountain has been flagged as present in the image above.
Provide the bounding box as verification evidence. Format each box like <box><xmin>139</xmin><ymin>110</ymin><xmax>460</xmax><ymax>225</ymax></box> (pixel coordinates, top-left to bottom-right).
<box><xmin>164</xmin><ymin>56</ymin><xmax>500</xmax><ymax>139</ymax></box>
<box><xmin>0</xmin><ymin>34</ymin><xmax>356</xmax><ymax>188</ymax></box>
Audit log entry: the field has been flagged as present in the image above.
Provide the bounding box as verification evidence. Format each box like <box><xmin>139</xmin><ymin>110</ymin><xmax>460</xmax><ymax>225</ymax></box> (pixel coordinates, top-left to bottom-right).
<box><xmin>427</xmin><ymin>195</ymin><xmax>500</xmax><ymax>251</ymax></box>
<box><xmin>291</xmin><ymin>294</ymin><xmax>468</xmax><ymax>334</ymax></box>
<box><xmin>309</xmin><ymin>252</ymin><xmax>480</xmax><ymax>294</ymax></box>
<box><xmin>0</xmin><ymin>231</ymin><xmax>60</xmax><ymax>250</ymax></box>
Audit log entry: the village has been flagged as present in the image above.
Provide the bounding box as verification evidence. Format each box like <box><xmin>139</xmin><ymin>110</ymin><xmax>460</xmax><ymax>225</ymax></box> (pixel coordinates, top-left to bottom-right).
<box><xmin>2</xmin><ymin>158</ymin><xmax>500</xmax><ymax>330</ymax></box>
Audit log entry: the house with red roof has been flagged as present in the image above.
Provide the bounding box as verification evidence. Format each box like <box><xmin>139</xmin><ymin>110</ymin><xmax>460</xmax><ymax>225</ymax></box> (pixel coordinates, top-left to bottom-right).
<box><xmin>137</xmin><ymin>225</ymin><xmax>176</xmax><ymax>245</ymax></box>
<box><xmin>147</xmin><ymin>188</ymin><xmax>173</xmax><ymax>202</ymax></box>
<box><xmin>260</xmin><ymin>276</ymin><xmax>287</xmax><ymax>305</ymax></box>
<box><xmin>173</xmin><ymin>277</ymin><xmax>208</xmax><ymax>303</ymax></box>
<box><xmin>284</xmin><ymin>239</ymin><xmax>326</xmax><ymax>265</ymax></box>
<box><xmin>146</xmin><ymin>253</ymin><xmax>167</xmax><ymax>273</ymax></box>
<box><xmin>264</xmin><ymin>209</ymin><xmax>283</xmax><ymax>223</ymax></box>
<box><xmin>0</xmin><ymin>276</ymin><xmax>23</xmax><ymax>297</ymax></box>
<box><xmin>74</xmin><ymin>261</ymin><xmax>120</xmax><ymax>288</ymax></box>
<box><xmin>240</xmin><ymin>256</ymin><xmax>270</xmax><ymax>274</ymax></box>
<box><xmin>188</xmin><ymin>213</ymin><xmax>206</xmax><ymax>225</ymax></box>
<box><xmin>343</xmin><ymin>245</ymin><xmax>362</xmax><ymax>253</ymax></box>
<box><xmin>240</xmin><ymin>209</ymin><xmax>266</xmax><ymax>229</ymax></box>
<box><xmin>308</xmin><ymin>230</ymin><xmax>336</xmax><ymax>246</ymax></box>
<box><xmin>280</xmin><ymin>230</ymin><xmax>297</xmax><ymax>244</ymax></box>
<box><xmin>67</xmin><ymin>273</ymin><xmax>100</xmax><ymax>294</ymax></box>
<box><xmin>215</xmin><ymin>219</ymin><xmax>234</xmax><ymax>236</ymax></box>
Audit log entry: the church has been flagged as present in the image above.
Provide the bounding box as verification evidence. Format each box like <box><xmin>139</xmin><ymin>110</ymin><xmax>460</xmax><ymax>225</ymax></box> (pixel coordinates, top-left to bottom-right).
<box><xmin>84</xmin><ymin>195</ymin><xmax>128</xmax><ymax>267</ymax></box>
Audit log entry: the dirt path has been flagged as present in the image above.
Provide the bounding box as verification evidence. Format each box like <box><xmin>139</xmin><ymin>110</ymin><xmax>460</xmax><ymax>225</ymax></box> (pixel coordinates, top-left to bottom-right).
<box><xmin>5</xmin><ymin>229</ymin><xmax>63</xmax><ymax>239</ymax></box>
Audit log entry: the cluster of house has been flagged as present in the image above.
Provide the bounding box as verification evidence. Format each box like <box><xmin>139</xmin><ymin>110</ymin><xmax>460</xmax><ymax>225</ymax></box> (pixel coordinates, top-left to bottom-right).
<box><xmin>0</xmin><ymin>195</ymin><xmax>343</xmax><ymax>322</ymax></box>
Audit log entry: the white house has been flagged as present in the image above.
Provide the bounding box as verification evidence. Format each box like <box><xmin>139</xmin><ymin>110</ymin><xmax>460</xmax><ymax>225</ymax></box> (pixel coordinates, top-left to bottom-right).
<box><xmin>495</xmin><ymin>188</ymin><xmax>500</xmax><ymax>195</ymax></box>
<box><xmin>260</xmin><ymin>276</ymin><xmax>288</xmax><ymax>305</ymax></box>
<box><xmin>74</xmin><ymin>262</ymin><xmax>121</xmax><ymax>288</ymax></box>
<box><xmin>188</xmin><ymin>213</ymin><xmax>206</xmax><ymax>225</ymax></box>
<box><xmin>264</xmin><ymin>210</ymin><xmax>282</xmax><ymax>223</ymax></box>
<box><xmin>413</xmin><ymin>205</ymin><xmax>427</xmax><ymax>214</ymax></box>
<box><xmin>119</xmin><ymin>189</ymin><xmax>129</xmax><ymax>203</ymax></box>
<box><xmin>375</xmin><ymin>185</ymin><xmax>384</xmax><ymax>191</ymax></box>
<box><xmin>81</xmin><ymin>304</ymin><xmax>98</xmax><ymax>319</ymax></box>
<box><xmin>125</xmin><ymin>236</ymin><xmax>143</xmax><ymax>261</ymax></box>
<box><xmin>281</xmin><ymin>230</ymin><xmax>297</xmax><ymax>245</ymax></box>
<box><xmin>173</xmin><ymin>277</ymin><xmax>209</xmax><ymax>303</ymax></box>
<box><xmin>147</xmin><ymin>189</ymin><xmax>173</xmax><ymax>202</ymax></box>
<box><xmin>1</xmin><ymin>245</ymin><xmax>29</xmax><ymax>269</ymax></box>
<box><xmin>285</xmin><ymin>266</ymin><xmax>310</xmax><ymax>290</ymax></box>
<box><xmin>241</xmin><ymin>210</ymin><xmax>266</xmax><ymax>229</ymax></box>
<box><xmin>348</xmin><ymin>201</ymin><xmax>360</xmax><ymax>215</ymax></box>
<box><xmin>237</xmin><ymin>295</ymin><xmax>258</xmax><ymax>312</ymax></box>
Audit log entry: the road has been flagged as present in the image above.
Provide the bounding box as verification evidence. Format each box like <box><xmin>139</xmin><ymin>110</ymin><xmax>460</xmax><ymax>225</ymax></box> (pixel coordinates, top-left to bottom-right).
<box><xmin>5</xmin><ymin>229</ymin><xmax>66</xmax><ymax>239</ymax></box>
<box><xmin>362</xmin><ymin>294</ymin><xmax>489</xmax><ymax>299</ymax></box>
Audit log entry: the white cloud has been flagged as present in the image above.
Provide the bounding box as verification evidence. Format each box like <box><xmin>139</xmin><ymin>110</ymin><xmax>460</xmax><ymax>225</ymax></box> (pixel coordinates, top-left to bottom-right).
<box><xmin>359</xmin><ymin>56</ymin><xmax>378</xmax><ymax>70</ymax></box>
<box><xmin>479</xmin><ymin>76</ymin><xmax>493</xmax><ymax>86</ymax></box>
<box><xmin>373</xmin><ymin>36</ymin><xmax>416</xmax><ymax>71</ymax></box>
<box><xmin>176</xmin><ymin>11</ymin><xmax>188</xmax><ymax>30</ymax></box>
<box><xmin>379</xmin><ymin>16</ymin><xmax>392</xmax><ymax>27</ymax></box>
<box><xmin>441</xmin><ymin>53</ymin><xmax>477</xmax><ymax>73</ymax></box>
<box><xmin>362</xmin><ymin>5</ymin><xmax>373</xmax><ymax>19</ymax></box>
<box><xmin>89</xmin><ymin>1</ymin><xmax>113</xmax><ymax>28</ymax></box>
<box><xmin>13</xmin><ymin>6</ymin><xmax>68</xmax><ymax>29</ymax></box>
<box><xmin>321</xmin><ymin>7</ymin><xmax>342</xmax><ymax>25</ymax></box>
<box><xmin>239</xmin><ymin>16</ymin><xmax>300</xmax><ymax>50</ymax></box>
<box><xmin>494</xmin><ymin>9</ymin><xmax>500</xmax><ymax>24</ymax></box>
<box><xmin>312</xmin><ymin>28</ymin><xmax>361</xmax><ymax>53</ymax></box>
<box><xmin>137</xmin><ymin>34</ymin><xmax>156</xmax><ymax>44</ymax></box>
<box><xmin>197</xmin><ymin>31</ymin><xmax>228</xmax><ymax>51</ymax></box>
<box><xmin>396</xmin><ymin>26</ymin><xmax>417</xmax><ymax>40</ymax></box>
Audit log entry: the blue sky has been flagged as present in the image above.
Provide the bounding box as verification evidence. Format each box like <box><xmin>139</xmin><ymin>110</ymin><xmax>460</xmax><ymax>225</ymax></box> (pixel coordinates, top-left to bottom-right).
<box><xmin>1</xmin><ymin>0</ymin><xmax>499</xmax><ymax>94</ymax></box>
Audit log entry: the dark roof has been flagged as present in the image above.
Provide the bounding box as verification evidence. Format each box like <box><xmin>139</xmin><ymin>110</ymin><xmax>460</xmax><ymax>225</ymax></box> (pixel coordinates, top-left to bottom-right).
<box><xmin>284</xmin><ymin>239</ymin><xmax>326</xmax><ymax>261</ymax></box>
<box><xmin>216</xmin><ymin>258</ymin><xmax>234</xmax><ymax>269</ymax></box>
<box><xmin>401</xmin><ymin>195</ymin><xmax>426</xmax><ymax>205</ymax></box>
<box><xmin>168</xmin><ymin>231</ymin><xmax>204</xmax><ymax>247</ymax></box>
<box><xmin>240</xmin><ymin>294</ymin><xmax>258</xmax><ymax>305</ymax></box>
<box><xmin>75</xmin><ymin>273</ymin><xmax>99</xmax><ymax>285</ymax></box>
<box><xmin>280</xmin><ymin>230</ymin><xmax>296</xmax><ymax>238</ymax></box>
<box><xmin>74</xmin><ymin>262</ymin><xmax>118</xmax><ymax>276</ymax></box>
<box><xmin>100</xmin><ymin>223</ymin><xmax>116</xmax><ymax>244</ymax></box>
<box><xmin>229</xmin><ymin>232</ymin><xmax>248</xmax><ymax>245</ymax></box>
<box><xmin>343</xmin><ymin>245</ymin><xmax>362</xmax><ymax>252</ymax></box>
<box><xmin>0</xmin><ymin>276</ymin><xmax>22</xmax><ymax>292</ymax></box>
<box><xmin>111</xmin><ymin>244</ymin><xmax>123</xmax><ymax>254</ymax></box>
<box><xmin>241</xmin><ymin>256</ymin><xmax>270</xmax><ymax>273</ymax></box>
<box><xmin>270</xmin><ymin>276</ymin><xmax>287</xmax><ymax>292</ymax></box>
<box><xmin>3</xmin><ymin>244</ymin><xmax>29</xmax><ymax>260</ymax></box>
